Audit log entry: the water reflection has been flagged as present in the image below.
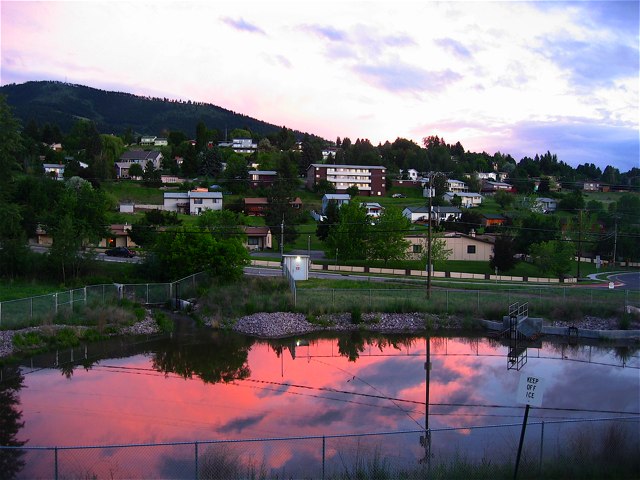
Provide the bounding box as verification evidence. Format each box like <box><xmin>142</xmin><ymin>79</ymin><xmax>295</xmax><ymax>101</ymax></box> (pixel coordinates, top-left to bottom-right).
<box><xmin>0</xmin><ymin>366</ymin><xmax>26</xmax><ymax>479</ymax></box>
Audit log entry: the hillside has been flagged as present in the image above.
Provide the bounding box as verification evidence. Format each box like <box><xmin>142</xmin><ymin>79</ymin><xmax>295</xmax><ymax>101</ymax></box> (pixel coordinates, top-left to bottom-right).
<box><xmin>0</xmin><ymin>80</ymin><xmax>291</xmax><ymax>138</ymax></box>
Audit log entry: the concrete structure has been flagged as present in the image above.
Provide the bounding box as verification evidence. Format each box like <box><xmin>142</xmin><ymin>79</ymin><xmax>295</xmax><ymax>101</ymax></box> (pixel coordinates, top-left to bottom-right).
<box><xmin>306</xmin><ymin>164</ymin><xmax>386</xmax><ymax>196</ymax></box>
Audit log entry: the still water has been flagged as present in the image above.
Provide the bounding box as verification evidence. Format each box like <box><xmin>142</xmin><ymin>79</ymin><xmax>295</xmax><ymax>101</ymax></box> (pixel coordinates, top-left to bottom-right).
<box><xmin>1</xmin><ymin>325</ymin><xmax>638</xmax><ymax>477</ymax></box>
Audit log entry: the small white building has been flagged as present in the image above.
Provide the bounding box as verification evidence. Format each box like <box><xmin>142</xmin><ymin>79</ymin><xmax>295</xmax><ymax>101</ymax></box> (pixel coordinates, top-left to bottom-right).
<box><xmin>282</xmin><ymin>254</ymin><xmax>310</xmax><ymax>281</ymax></box>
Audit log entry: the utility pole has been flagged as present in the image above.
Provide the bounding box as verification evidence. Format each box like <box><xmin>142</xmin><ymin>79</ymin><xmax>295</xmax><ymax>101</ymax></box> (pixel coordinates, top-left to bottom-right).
<box><xmin>577</xmin><ymin>209</ymin><xmax>583</xmax><ymax>280</ymax></box>
<box><xmin>427</xmin><ymin>173</ymin><xmax>433</xmax><ymax>299</ymax></box>
<box><xmin>280</xmin><ymin>216</ymin><xmax>284</xmax><ymax>259</ymax></box>
<box><xmin>612</xmin><ymin>217</ymin><xmax>618</xmax><ymax>267</ymax></box>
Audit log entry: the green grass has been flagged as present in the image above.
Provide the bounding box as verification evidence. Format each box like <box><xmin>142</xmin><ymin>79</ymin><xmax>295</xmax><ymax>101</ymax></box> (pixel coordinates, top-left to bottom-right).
<box><xmin>0</xmin><ymin>281</ymin><xmax>62</xmax><ymax>302</ymax></box>
<box><xmin>102</xmin><ymin>180</ymin><xmax>165</xmax><ymax>204</ymax></box>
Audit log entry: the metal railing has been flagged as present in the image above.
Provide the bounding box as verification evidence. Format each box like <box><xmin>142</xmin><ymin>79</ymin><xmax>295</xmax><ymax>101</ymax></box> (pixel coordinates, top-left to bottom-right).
<box><xmin>2</xmin><ymin>416</ymin><xmax>637</xmax><ymax>479</ymax></box>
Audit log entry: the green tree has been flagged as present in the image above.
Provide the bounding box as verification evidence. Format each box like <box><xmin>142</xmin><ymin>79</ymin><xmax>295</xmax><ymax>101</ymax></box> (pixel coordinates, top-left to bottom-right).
<box><xmin>515</xmin><ymin>213</ymin><xmax>560</xmax><ymax>254</ymax></box>
<box><xmin>316</xmin><ymin>200</ymin><xmax>340</xmax><ymax>241</ymax></box>
<box><xmin>222</xmin><ymin>154</ymin><xmax>249</xmax><ymax>193</ymax></box>
<box><xmin>197</xmin><ymin>210</ymin><xmax>245</xmax><ymax>240</ymax></box>
<box><xmin>0</xmin><ymin>95</ymin><xmax>22</xmax><ymax>188</ymax></box>
<box><xmin>149</xmin><ymin>227</ymin><xmax>249</xmax><ymax>280</ymax></box>
<box><xmin>530</xmin><ymin>240</ymin><xmax>574</xmax><ymax>279</ymax></box>
<box><xmin>128</xmin><ymin>163</ymin><xmax>144</xmax><ymax>178</ymax></box>
<box><xmin>325</xmin><ymin>202</ymin><xmax>370</xmax><ymax>261</ymax></box>
<box><xmin>420</xmin><ymin>233</ymin><xmax>452</xmax><ymax>270</ymax></box>
<box><xmin>489</xmin><ymin>235</ymin><xmax>518</xmax><ymax>272</ymax></box>
<box><xmin>494</xmin><ymin>190</ymin><xmax>514</xmax><ymax>210</ymax></box>
<box><xmin>0</xmin><ymin>201</ymin><xmax>30</xmax><ymax>278</ymax></box>
<box><xmin>46</xmin><ymin>178</ymin><xmax>110</xmax><ymax>282</ymax></box>
<box><xmin>369</xmin><ymin>206</ymin><xmax>411</xmax><ymax>264</ymax></box>
<box><xmin>143</xmin><ymin>161</ymin><xmax>162</xmax><ymax>187</ymax></box>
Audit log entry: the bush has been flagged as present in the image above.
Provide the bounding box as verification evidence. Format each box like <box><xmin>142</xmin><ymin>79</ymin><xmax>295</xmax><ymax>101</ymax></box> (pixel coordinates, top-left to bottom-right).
<box><xmin>351</xmin><ymin>306</ymin><xmax>362</xmax><ymax>324</ymax></box>
<box><xmin>153</xmin><ymin>311</ymin><xmax>174</xmax><ymax>334</ymax></box>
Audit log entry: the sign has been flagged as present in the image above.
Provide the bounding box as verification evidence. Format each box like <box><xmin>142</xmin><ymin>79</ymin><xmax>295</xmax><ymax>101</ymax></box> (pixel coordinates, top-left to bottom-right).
<box><xmin>516</xmin><ymin>374</ymin><xmax>546</xmax><ymax>407</ymax></box>
<box><xmin>609</xmin><ymin>282</ymin><xmax>615</xmax><ymax>290</ymax></box>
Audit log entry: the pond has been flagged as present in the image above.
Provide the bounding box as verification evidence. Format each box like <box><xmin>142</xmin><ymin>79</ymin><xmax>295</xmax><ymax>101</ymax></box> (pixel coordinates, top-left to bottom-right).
<box><xmin>1</xmin><ymin>323</ymin><xmax>638</xmax><ymax>479</ymax></box>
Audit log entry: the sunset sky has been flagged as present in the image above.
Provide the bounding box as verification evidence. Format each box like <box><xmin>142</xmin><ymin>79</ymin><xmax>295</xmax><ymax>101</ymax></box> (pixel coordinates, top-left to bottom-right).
<box><xmin>1</xmin><ymin>0</ymin><xmax>638</xmax><ymax>170</ymax></box>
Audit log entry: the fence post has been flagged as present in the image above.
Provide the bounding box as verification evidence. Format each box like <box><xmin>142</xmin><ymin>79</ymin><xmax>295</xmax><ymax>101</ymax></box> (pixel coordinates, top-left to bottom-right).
<box><xmin>84</xmin><ymin>287</ymin><xmax>87</xmax><ymax>307</ymax></box>
<box><xmin>369</xmin><ymin>289</ymin><xmax>372</xmax><ymax>308</ymax></box>
<box><xmin>54</xmin><ymin>446</ymin><xmax>59</xmax><ymax>480</ymax></box>
<box><xmin>322</xmin><ymin>436</ymin><xmax>326</xmax><ymax>480</ymax></box>
<box><xmin>0</xmin><ymin>301</ymin><xmax>2</xmax><ymax>327</ymax></box>
<box><xmin>146</xmin><ymin>284</ymin><xmax>150</xmax><ymax>305</ymax></box>
<box><xmin>446</xmin><ymin>290</ymin><xmax>449</xmax><ymax>312</ymax></box>
<box><xmin>194</xmin><ymin>441</ymin><xmax>199</xmax><ymax>480</ymax></box>
<box><xmin>30</xmin><ymin>297</ymin><xmax>33</xmax><ymax>321</ymax></box>
<box><xmin>539</xmin><ymin>421</ymin><xmax>545</xmax><ymax>477</ymax></box>
<box><xmin>332</xmin><ymin>289</ymin><xmax>335</xmax><ymax>308</ymax></box>
<box><xmin>54</xmin><ymin>293</ymin><xmax>58</xmax><ymax>314</ymax></box>
<box><xmin>477</xmin><ymin>290</ymin><xmax>480</xmax><ymax>313</ymax></box>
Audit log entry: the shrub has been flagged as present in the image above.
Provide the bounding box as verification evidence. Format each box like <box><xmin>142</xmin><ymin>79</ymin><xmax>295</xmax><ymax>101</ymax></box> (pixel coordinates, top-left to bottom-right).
<box><xmin>351</xmin><ymin>306</ymin><xmax>362</xmax><ymax>324</ymax></box>
<box><xmin>153</xmin><ymin>311</ymin><xmax>174</xmax><ymax>334</ymax></box>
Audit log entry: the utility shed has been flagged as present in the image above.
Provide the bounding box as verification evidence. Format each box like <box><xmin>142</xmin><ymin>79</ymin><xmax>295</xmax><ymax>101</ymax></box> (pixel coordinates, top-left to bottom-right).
<box><xmin>282</xmin><ymin>254</ymin><xmax>310</xmax><ymax>281</ymax></box>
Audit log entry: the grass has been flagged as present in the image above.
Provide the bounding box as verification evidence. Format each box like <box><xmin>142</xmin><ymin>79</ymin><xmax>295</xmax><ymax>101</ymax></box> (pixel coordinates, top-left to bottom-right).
<box><xmin>0</xmin><ymin>280</ymin><xmax>62</xmax><ymax>302</ymax></box>
<box><xmin>101</xmin><ymin>180</ymin><xmax>164</xmax><ymax>204</ymax></box>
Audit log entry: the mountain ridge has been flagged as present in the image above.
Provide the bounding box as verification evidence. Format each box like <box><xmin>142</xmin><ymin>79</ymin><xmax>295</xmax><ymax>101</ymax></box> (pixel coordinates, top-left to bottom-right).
<box><xmin>0</xmin><ymin>80</ymin><xmax>302</xmax><ymax>139</ymax></box>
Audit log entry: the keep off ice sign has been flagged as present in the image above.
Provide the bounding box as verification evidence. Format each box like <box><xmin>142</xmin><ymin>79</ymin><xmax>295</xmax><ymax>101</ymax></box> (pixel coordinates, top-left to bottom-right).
<box><xmin>516</xmin><ymin>374</ymin><xmax>546</xmax><ymax>407</ymax></box>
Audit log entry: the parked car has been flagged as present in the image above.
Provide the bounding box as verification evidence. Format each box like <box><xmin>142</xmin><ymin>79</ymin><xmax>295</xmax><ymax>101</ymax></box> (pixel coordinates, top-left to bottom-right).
<box><xmin>392</xmin><ymin>193</ymin><xmax>406</xmax><ymax>198</ymax></box>
<box><xmin>105</xmin><ymin>247</ymin><xmax>136</xmax><ymax>258</ymax></box>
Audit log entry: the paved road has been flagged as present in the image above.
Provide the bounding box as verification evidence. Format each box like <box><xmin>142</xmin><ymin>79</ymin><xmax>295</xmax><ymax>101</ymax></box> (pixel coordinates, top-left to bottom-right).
<box><xmin>609</xmin><ymin>272</ymin><xmax>640</xmax><ymax>291</ymax></box>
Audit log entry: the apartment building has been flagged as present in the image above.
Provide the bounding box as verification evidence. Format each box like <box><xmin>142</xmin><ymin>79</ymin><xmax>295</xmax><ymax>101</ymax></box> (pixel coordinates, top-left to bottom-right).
<box><xmin>306</xmin><ymin>164</ymin><xmax>386</xmax><ymax>196</ymax></box>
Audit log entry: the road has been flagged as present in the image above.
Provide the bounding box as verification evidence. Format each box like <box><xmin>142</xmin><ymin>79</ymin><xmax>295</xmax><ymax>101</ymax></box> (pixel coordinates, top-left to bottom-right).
<box><xmin>609</xmin><ymin>272</ymin><xmax>640</xmax><ymax>291</ymax></box>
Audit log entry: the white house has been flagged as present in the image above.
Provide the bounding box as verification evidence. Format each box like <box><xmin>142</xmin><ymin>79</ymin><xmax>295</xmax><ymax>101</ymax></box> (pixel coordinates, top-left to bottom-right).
<box><xmin>116</xmin><ymin>150</ymin><xmax>163</xmax><ymax>178</ymax></box>
<box><xmin>218</xmin><ymin>138</ymin><xmax>258</xmax><ymax>154</ymax></box>
<box><xmin>444</xmin><ymin>192</ymin><xmax>483</xmax><ymax>208</ymax></box>
<box><xmin>163</xmin><ymin>190</ymin><xmax>223</xmax><ymax>215</ymax></box>
<box><xmin>446</xmin><ymin>179</ymin><xmax>468</xmax><ymax>193</ymax></box>
<box><xmin>402</xmin><ymin>206</ymin><xmax>461</xmax><ymax>224</ymax></box>
<box><xmin>405</xmin><ymin>232</ymin><xmax>495</xmax><ymax>261</ymax></box>
<box><xmin>400</xmin><ymin>168</ymin><xmax>419</xmax><ymax>181</ymax></box>
<box><xmin>362</xmin><ymin>202</ymin><xmax>384</xmax><ymax>218</ymax></box>
<box><xmin>321</xmin><ymin>193</ymin><xmax>350</xmax><ymax>214</ymax></box>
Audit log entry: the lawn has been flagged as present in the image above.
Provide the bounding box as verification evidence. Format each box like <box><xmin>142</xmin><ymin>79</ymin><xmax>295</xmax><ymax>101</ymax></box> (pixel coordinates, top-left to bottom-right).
<box><xmin>102</xmin><ymin>180</ymin><xmax>164</xmax><ymax>204</ymax></box>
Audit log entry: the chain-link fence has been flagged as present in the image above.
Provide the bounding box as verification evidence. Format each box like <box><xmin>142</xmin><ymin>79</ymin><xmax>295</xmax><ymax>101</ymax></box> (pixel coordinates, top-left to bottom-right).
<box><xmin>0</xmin><ymin>272</ymin><xmax>210</xmax><ymax>330</ymax></box>
<box><xmin>2</xmin><ymin>416</ymin><xmax>637</xmax><ymax>479</ymax></box>
<box><xmin>296</xmin><ymin>285</ymin><xmax>636</xmax><ymax>320</ymax></box>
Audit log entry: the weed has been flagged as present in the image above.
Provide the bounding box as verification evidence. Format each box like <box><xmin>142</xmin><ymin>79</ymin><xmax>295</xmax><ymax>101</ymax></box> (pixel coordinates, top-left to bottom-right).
<box><xmin>50</xmin><ymin>328</ymin><xmax>80</xmax><ymax>348</ymax></box>
<box><xmin>351</xmin><ymin>306</ymin><xmax>362</xmax><ymax>325</ymax></box>
<box><xmin>12</xmin><ymin>331</ymin><xmax>45</xmax><ymax>349</ymax></box>
<box><xmin>153</xmin><ymin>311</ymin><xmax>174</xmax><ymax>334</ymax></box>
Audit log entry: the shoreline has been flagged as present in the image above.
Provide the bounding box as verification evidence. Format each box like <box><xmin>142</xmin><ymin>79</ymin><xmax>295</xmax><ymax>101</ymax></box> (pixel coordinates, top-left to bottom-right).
<box><xmin>2</xmin><ymin>311</ymin><xmax>638</xmax><ymax>360</ymax></box>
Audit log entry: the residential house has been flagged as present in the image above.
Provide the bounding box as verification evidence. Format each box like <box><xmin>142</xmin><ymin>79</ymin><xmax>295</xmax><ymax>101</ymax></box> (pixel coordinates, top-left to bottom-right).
<box><xmin>363</xmin><ymin>202</ymin><xmax>384</xmax><ymax>218</ymax></box>
<box><xmin>306</xmin><ymin>164</ymin><xmax>386</xmax><ymax>196</ymax></box>
<box><xmin>481</xmin><ymin>181</ymin><xmax>514</xmax><ymax>194</ymax></box>
<box><xmin>154</xmin><ymin>137</ymin><xmax>168</xmax><ymax>147</ymax></box>
<box><xmin>36</xmin><ymin>224</ymin><xmax>137</xmax><ymax>249</ymax></box>
<box><xmin>405</xmin><ymin>232</ymin><xmax>494</xmax><ymax>261</ymax></box>
<box><xmin>576</xmin><ymin>181</ymin><xmax>606</xmax><ymax>192</ymax></box>
<box><xmin>218</xmin><ymin>138</ymin><xmax>258</xmax><ymax>154</ymax></box>
<box><xmin>249</xmin><ymin>170</ymin><xmax>277</xmax><ymax>189</ymax></box>
<box><xmin>481</xmin><ymin>214</ymin><xmax>506</xmax><ymax>227</ymax></box>
<box><xmin>140</xmin><ymin>135</ymin><xmax>156</xmax><ymax>146</ymax></box>
<box><xmin>402</xmin><ymin>206</ymin><xmax>461</xmax><ymax>224</ymax></box>
<box><xmin>160</xmin><ymin>174</ymin><xmax>186</xmax><ymax>184</ymax></box>
<box><xmin>163</xmin><ymin>189</ymin><xmax>223</xmax><ymax>215</ymax></box>
<box><xmin>43</xmin><ymin>163</ymin><xmax>65</xmax><ymax>180</ymax></box>
<box><xmin>116</xmin><ymin>150</ymin><xmax>163</xmax><ymax>178</ymax></box>
<box><xmin>321</xmin><ymin>193</ymin><xmax>350</xmax><ymax>214</ymax></box>
<box><xmin>244</xmin><ymin>226</ymin><xmax>272</xmax><ymax>251</ymax></box>
<box><xmin>446</xmin><ymin>179</ymin><xmax>468</xmax><ymax>193</ymax></box>
<box><xmin>534</xmin><ymin>197</ymin><xmax>557</xmax><ymax>213</ymax></box>
<box><xmin>400</xmin><ymin>168</ymin><xmax>419</xmax><ymax>181</ymax></box>
<box><xmin>244</xmin><ymin>197</ymin><xmax>269</xmax><ymax>216</ymax></box>
<box><xmin>444</xmin><ymin>192</ymin><xmax>483</xmax><ymax>208</ymax></box>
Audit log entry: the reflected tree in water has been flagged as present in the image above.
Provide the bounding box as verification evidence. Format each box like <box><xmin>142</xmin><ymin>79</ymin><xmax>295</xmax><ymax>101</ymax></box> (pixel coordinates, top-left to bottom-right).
<box><xmin>152</xmin><ymin>333</ymin><xmax>253</xmax><ymax>383</ymax></box>
<box><xmin>0</xmin><ymin>367</ymin><xmax>26</xmax><ymax>479</ymax></box>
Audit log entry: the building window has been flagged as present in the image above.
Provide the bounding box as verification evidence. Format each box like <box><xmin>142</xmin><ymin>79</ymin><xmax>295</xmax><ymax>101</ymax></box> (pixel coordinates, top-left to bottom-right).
<box><xmin>193</xmin><ymin>198</ymin><xmax>203</xmax><ymax>204</ymax></box>
<box><xmin>467</xmin><ymin>245</ymin><xmax>476</xmax><ymax>254</ymax></box>
<box><xmin>248</xmin><ymin>237</ymin><xmax>259</xmax><ymax>245</ymax></box>
<box><xmin>413</xmin><ymin>244</ymin><xmax>422</xmax><ymax>254</ymax></box>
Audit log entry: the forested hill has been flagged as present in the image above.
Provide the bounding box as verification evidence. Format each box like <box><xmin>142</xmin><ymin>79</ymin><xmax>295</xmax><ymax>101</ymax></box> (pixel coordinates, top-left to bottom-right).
<box><xmin>0</xmin><ymin>80</ymin><xmax>288</xmax><ymax>137</ymax></box>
